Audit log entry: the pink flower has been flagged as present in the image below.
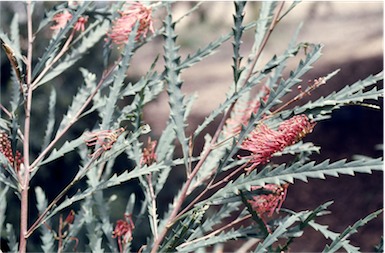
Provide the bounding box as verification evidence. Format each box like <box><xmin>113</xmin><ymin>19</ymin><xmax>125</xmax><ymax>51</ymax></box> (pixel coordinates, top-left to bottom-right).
<box><xmin>224</xmin><ymin>86</ymin><xmax>270</xmax><ymax>137</ymax></box>
<box><xmin>140</xmin><ymin>137</ymin><xmax>157</xmax><ymax>166</ymax></box>
<box><xmin>73</xmin><ymin>16</ymin><xmax>88</xmax><ymax>32</ymax></box>
<box><xmin>239</xmin><ymin>114</ymin><xmax>315</xmax><ymax>173</ymax></box>
<box><xmin>113</xmin><ymin>214</ymin><xmax>135</xmax><ymax>253</ymax></box>
<box><xmin>51</xmin><ymin>10</ymin><xmax>88</xmax><ymax>32</ymax></box>
<box><xmin>107</xmin><ymin>2</ymin><xmax>154</xmax><ymax>45</ymax></box>
<box><xmin>0</xmin><ymin>132</ymin><xmax>23</xmax><ymax>171</ymax></box>
<box><xmin>248</xmin><ymin>184</ymin><xmax>288</xmax><ymax>217</ymax></box>
<box><xmin>85</xmin><ymin>128</ymin><xmax>125</xmax><ymax>159</ymax></box>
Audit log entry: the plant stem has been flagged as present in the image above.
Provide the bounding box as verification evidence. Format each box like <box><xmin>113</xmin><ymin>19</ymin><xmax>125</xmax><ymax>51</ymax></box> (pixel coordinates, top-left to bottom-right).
<box><xmin>29</xmin><ymin>62</ymin><xmax>118</xmax><ymax>171</ymax></box>
<box><xmin>178</xmin><ymin>214</ymin><xmax>251</xmax><ymax>249</ymax></box>
<box><xmin>26</xmin><ymin>62</ymin><xmax>119</xmax><ymax>236</ymax></box>
<box><xmin>19</xmin><ymin>2</ymin><xmax>33</xmax><ymax>252</ymax></box>
<box><xmin>150</xmin><ymin>102</ymin><xmax>235</xmax><ymax>253</ymax></box>
<box><xmin>31</xmin><ymin>30</ymin><xmax>75</xmax><ymax>90</ymax></box>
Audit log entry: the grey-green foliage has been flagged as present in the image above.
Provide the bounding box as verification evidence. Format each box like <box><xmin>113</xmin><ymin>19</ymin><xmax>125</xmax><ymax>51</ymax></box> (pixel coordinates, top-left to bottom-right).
<box><xmin>0</xmin><ymin>1</ymin><xmax>382</xmax><ymax>253</ymax></box>
<box><xmin>35</xmin><ymin>187</ymin><xmax>55</xmax><ymax>253</ymax></box>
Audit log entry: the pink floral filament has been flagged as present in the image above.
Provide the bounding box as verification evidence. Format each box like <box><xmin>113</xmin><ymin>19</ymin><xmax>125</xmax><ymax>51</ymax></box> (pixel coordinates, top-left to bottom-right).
<box><xmin>140</xmin><ymin>137</ymin><xmax>157</xmax><ymax>166</ymax></box>
<box><xmin>248</xmin><ymin>184</ymin><xmax>288</xmax><ymax>217</ymax></box>
<box><xmin>113</xmin><ymin>214</ymin><xmax>135</xmax><ymax>253</ymax></box>
<box><xmin>85</xmin><ymin>127</ymin><xmax>125</xmax><ymax>159</ymax></box>
<box><xmin>107</xmin><ymin>2</ymin><xmax>154</xmax><ymax>45</ymax></box>
<box><xmin>51</xmin><ymin>10</ymin><xmax>88</xmax><ymax>32</ymax></box>
<box><xmin>224</xmin><ymin>86</ymin><xmax>270</xmax><ymax>137</ymax></box>
<box><xmin>240</xmin><ymin>114</ymin><xmax>315</xmax><ymax>173</ymax></box>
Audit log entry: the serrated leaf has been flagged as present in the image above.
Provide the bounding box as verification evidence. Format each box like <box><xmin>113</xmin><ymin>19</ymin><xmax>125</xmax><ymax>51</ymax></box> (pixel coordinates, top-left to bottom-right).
<box><xmin>35</xmin><ymin>187</ymin><xmax>55</xmax><ymax>253</ymax></box>
<box><xmin>254</xmin><ymin>213</ymin><xmax>302</xmax><ymax>253</ymax></box>
<box><xmin>43</xmin><ymin>162</ymin><xmax>164</xmax><ymax>226</ymax></box>
<box><xmin>189</xmin><ymin>202</ymin><xmax>241</xmax><ymax>241</ymax></box>
<box><xmin>55</xmin><ymin>68</ymin><xmax>97</xmax><ymax>138</ymax></box>
<box><xmin>0</xmin><ymin>153</ymin><xmax>19</xmax><ymax>191</ymax></box>
<box><xmin>41</xmin><ymin>87</ymin><xmax>57</xmax><ymax>151</ymax></box>
<box><xmin>178</xmin><ymin>226</ymin><xmax>256</xmax><ymax>252</ymax></box>
<box><xmin>35</xmin><ymin>20</ymin><xmax>109</xmax><ymax>87</ymax></box>
<box><xmin>40</xmin><ymin>134</ymin><xmax>85</xmax><ymax>166</ymax></box>
<box><xmin>0</xmin><ymin>186</ymin><xmax>9</xmax><ymax>240</ymax></box>
<box><xmin>163</xmin><ymin>4</ymin><xmax>190</xmax><ymax>168</ymax></box>
<box><xmin>287</xmin><ymin>71</ymin><xmax>384</xmax><ymax>120</ymax></box>
<box><xmin>208</xmin><ymin>158</ymin><xmax>383</xmax><ymax>203</ymax></box>
<box><xmin>99</xmin><ymin>21</ymin><xmax>139</xmax><ymax>130</ymax></box>
<box><xmin>160</xmin><ymin>206</ymin><xmax>206</xmax><ymax>252</ymax></box>
<box><xmin>322</xmin><ymin>209</ymin><xmax>383</xmax><ymax>253</ymax></box>
<box><xmin>6</xmin><ymin>223</ymin><xmax>18</xmax><ymax>253</ymax></box>
<box><xmin>238</xmin><ymin>1</ymin><xmax>276</xmax><ymax>86</ymax></box>
<box><xmin>32</xmin><ymin>2</ymin><xmax>92</xmax><ymax>79</ymax></box>
<box><xmin>232</xmin><ymin>1</ymin><xmax>246</xmax><ymax>84</ymax></box>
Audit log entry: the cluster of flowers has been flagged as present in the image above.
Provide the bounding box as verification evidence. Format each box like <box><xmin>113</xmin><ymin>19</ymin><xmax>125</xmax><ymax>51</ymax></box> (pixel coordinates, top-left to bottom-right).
<box><xmin>240</xmin><ymin>114</ymin><xmax>316</xmax><ymax>173</ymax></box>
<box><xmin>248</xmin><ymin>184</ymin><xmax>288</xmax><ymax>218</ymax></box>
<box><xmin>0</xmin><ymin>132</ymin><xmax>23</xmax><ymax>171</ymax></box>
<box><xmin>112</xmin><ymin>214</ymin><xmax>135</xmax><ymax>253</ymax></box>
<box><xmin>51</xmin><ymin>9</ymin><xmax>88</xmax><ymax>32</ymax></box>
<box><xmin>51</xmin><ymin>1</ymin><xmax>154</xmax><ymax>45</ymax></box>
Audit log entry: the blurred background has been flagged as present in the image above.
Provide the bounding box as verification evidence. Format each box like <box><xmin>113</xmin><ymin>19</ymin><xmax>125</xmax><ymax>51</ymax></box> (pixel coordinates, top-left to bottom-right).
<box><xmin>0</xmin><ymin>1</ymin><xmax>383</xmax><ymax>252</ymax></box>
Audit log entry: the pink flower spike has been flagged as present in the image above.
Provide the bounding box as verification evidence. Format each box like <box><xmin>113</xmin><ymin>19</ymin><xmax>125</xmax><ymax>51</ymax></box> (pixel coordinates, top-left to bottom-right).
<box><xmin>51</xmin><ymin>10</ymin><xmax>73</xmax><ymax>31</ymax></box>
<box><xmin>73</xmin><ymin>16</ymin><xmax>88</xmax><ymax>32</ymax></box>
<box><xmin>85</xmin><ymin>127</ymin><xmax>125</xmax><ymax>159</ymax></box>
<box><xmin>113</xmin><ymin>214</ymin><xmax>135</xmax><ymax>253</ymax></box>
<box><xmin>140</xmin><ymin>137</ymin><xmax>157</xmax><ymax>166</ymax></box>
<box><xmin>107</xmin><ymin>1</ymin><xmax>154</xmax><ymax>45</ymax></box>
<box><xmin>239</xmin><ymin>114</ymin><xmax>315</xmax><ymax>173</ymax></box>
<box><xmin>51</xmin><ymin>10</ymin><xmax>88</xmax><ymax>32</ymax></box>
<box><xmin>248</xmin><ymin>184</ymin><xmax>288</xmax><ymax>217</ymax></box>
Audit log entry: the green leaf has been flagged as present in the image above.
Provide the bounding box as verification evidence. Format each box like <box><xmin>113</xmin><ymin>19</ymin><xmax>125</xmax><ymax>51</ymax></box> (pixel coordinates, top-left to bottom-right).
<box><xmin>43</xmin><ymin>162</ymin><xmax>164</xmax><ymax>226</ymax></box>
<box><xmin>0</xmin><ymin>153</ymin><xmax>19</xmax><ymax>192</ymax></box>
<box><xmin>83</xmin><ymin>203</ymin><xmax>105</xmax><ymax>253</ymax></box>
<box><xmin>254</xmin><ymin>212</ymin><xmax>302</xmax><ymax>252</ymax></box>
<box><xmin>178</xmin><ymin>226</ymin><xmax>256</xmax><ymax>252</ymax></box>
<box><xmin>35</xmin><ymin>187</ymin><xmax>55</xmax><ymax>253</ymax></box>
<box><xmin>55</xmin><ymin>68</ymin><xmax>97</xmax><ymax>138</ymax></box>
<box><xmin>39</xmin><ymin>133</ymin><xmax>85</xmax><ymax>166</ymax></box>
<box><xmin>32</xmin><ymin>2</ymin><xmax>92</xmax><ymax>79</ymax></box>
<box><xmin>322</xmin><ymin>209</ymin><xmax>383</xmax><ymax>253</ymax></box>
<box><xmin>232</xmin><ymin>1</ymin><xmax>246</xmax><ymax>85</ymax></box>
<box><xmin>238</xmin><ymin>1</ymin><xmax>277</xmax><ymax>86</ymax></box>
<box><xmin>208</xmin><ymin>158</ymin><xmax>383</xmax><ymax>203</ymax></box>
<box><xmin>160</xmin><ymin>206</ymin><xmax>206</xmax><ymax>252</ymax></box>
<box><xmin>93</xmin><ymin>191</ymin><xmax>118</xmax><ymax>252</ymax></box>
<box><xmin>286</xmin><ymin>71</ymin><xmax>384</xmax><ymax>120</ymax></box>
<box><xmin>6</xmin><ymin>223</ymin><xmax>18</xmax><ymax>253</ymax></box>
<box><xmin>41</xmin><ymin>88</ymin><xmax>57</xmax><ymax>151</ymax></box>
<box><xmin>163</xmin><ymin>4</ymin><xmax>190</xmax><ymax>169</ymax></box>
<box><xmin>35</xmin><ymin>20</ymin><xmax>110</xmax><ymax>88</ymax></box>
<box><xmin>189</xmin><ymin>202</ymin><xmax>241</xmax><ymax>240</ymax></box>
<box><xmin>0</xmin><ymin>186</ymin><xmax>9</xmax><ymax>240</ymax></box>
<box><xmin>99</xmin><ymin>21</ymin><xmax>139</xmax><ymax>130</ymax></box>
<box><xmin>35</xmin><ymin>2</ymin><xmax>67</xmax><ymax>33</ymax></box>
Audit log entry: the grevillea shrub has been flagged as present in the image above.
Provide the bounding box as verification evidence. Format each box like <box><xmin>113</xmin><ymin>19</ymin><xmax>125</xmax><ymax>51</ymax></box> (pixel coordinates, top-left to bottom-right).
<box><xmin>0</xmin><ymin>1</ymin><xmax>383</xmax><ymax>252</ymax></box>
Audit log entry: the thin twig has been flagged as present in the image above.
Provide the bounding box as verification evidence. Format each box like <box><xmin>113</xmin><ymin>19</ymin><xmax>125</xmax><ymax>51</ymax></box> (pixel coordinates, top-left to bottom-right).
<box><xmin>178</xmin><ymin>214</ymin><xmax>251</xmax><ymax>249</ymax></box>
<box><xmin>29</xmin><ymin>62</ymin><xmax>118</xmax><ymax>172</ymax></box>
<box><xmin>31</xmin><ymin>30</ymin><xmax>75</xmax><ymax>90</ymax></box>
<box><xmin>26</xmin><ymin>61</ymin><xmax>119</xmax><ymax>237</ymax></box>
